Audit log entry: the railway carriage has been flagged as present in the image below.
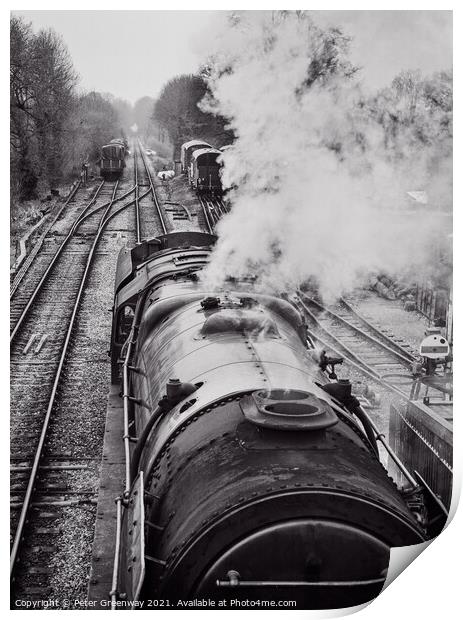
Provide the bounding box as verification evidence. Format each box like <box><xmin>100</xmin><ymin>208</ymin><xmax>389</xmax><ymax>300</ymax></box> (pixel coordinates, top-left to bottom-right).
<box><xmin>180</xmin><ymin>139</ymin><xmax>212</xmax><ymax>173</ymax></box>
<box><xmin>109</xmin><ymin>232</ymin><xmax>446</xmax><ymax>609</ymax></box>
<box><xmin>190</xmin><ymin>147</ymin><xmax>223</xmax><ymax>195</ymax></box>
<box><xmin>100</xmin><ymin>141</ymin><xmax>126</xmax><ymax>180</ymax></box>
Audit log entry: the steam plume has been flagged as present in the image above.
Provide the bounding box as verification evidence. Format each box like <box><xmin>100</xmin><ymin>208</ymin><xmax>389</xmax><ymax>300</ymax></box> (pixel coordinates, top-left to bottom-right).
<box><xmin>199</xmin><ymin>12</ymin><xmax>452</xmax><ymax>301</ymax></box>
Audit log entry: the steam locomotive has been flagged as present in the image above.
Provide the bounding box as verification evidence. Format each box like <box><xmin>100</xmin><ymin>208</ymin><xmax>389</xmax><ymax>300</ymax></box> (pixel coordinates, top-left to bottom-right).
<box><xmin>109</xmin><ymin>232</ymin><xmax>446</xmax><ymax>610</ymax></box>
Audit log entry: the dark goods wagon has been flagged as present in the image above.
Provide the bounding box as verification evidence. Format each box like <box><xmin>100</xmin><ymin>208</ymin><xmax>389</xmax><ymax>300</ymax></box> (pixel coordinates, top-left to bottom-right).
<box><xmin>190</xmin><ymin>148</ymin><xmax>223</xmax><ymax>195</ymax></box>
<box><xmin>100</xmin><ymin>142</ymin><xmax>125</xmax><ymax>180</ymax></box>
<box><xmin>180</xmin><ymin>139</ymin><xmax>212</xmax><ymax>173</ymax></box>
<box><xmin>108</xmin><ymin>232</ymin><xmax>447</xmax><ymax>610</ymax></box>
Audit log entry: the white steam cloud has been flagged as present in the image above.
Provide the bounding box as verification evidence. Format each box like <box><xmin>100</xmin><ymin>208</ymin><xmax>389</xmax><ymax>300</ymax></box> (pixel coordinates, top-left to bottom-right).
<box><xmin>199</xmin><ymin>11</ymin><xmax>452</xmax><ymax>301</ymax></box>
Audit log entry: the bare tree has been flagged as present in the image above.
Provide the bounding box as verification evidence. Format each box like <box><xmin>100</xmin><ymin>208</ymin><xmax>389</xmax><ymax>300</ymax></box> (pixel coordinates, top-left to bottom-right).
<box><xmin>10</xmin><ymin>15</ymin><xmax>122</xmax><ymax>200</ymax></box>
<box><xmin>153</xmin><ymin>74</ymin><xmax>234</xmax><ymax>157</ymax></box>
<box><xmin>10</xmin><ymin>17</ymin><xmax>38</xmax><ymax>198</ymax></box>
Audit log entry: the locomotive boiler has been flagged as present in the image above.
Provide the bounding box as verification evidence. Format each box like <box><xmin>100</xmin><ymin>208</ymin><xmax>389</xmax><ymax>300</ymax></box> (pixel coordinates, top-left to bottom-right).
<box><xmin>109</xmin><ymin>232</ymin><xmax>446</xmax><ymax>610</ymax></box>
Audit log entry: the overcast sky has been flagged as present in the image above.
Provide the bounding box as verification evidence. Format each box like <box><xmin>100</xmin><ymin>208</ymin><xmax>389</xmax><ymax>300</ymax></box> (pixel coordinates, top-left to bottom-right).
<box><xmin>14</xmin><ymin>10</ymin><xmax>452</xmax><ymax>104</ymax></box>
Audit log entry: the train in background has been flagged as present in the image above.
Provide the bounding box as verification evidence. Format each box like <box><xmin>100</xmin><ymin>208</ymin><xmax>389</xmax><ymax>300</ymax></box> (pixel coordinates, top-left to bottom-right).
<box><xmin>108</xmin><ymin>231</ymin><xmax>448</xmax><ymax>610</ymax></box>
<box><xmin>180</xmin><ymin>139</ymin><xmax>227</xmax><ymax>196</ymax></box>
<box><xmin>99</xmin><ymin>138</ymin><xmax>128</xmax><ymax>180</ymax></box>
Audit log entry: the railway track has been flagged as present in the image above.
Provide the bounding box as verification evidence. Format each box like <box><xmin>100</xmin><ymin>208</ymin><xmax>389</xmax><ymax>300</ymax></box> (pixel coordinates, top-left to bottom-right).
<box><xmin>10</xmin><ymin>182</ymin><xmax>81</xmax><ymax>301</ymax></box>
<box><xmin>10</xmin><ymin>181</ymin><xmax>141</xmax><ymax>596</ymax></box>
<box><xmin>10</xmin><ymin>182</ymin><xmax>82</xmax><ymax>297</ymax></box>
<box><xmin>297</xmin><ymin>292</ymin><xmax>419</xmax><ymax>399</ymax></box>
<box><xmin>133</xmin><ymin>146</ymin><xmax>142</xmax><ymax>243</ymax></box>
<box><xmin>136</xmin><ymin>140</ymin><xmax>167</xmax><ymax>236</ymax></box>
<box><xmin>10</xmin><ymin>181</ymin><xmax>136</xmax><ymax>338</ymax></box>
<box><xmin>198</xmin><ymin>194</ymin><xmax>228</xmax><ymax>233</ymax></box>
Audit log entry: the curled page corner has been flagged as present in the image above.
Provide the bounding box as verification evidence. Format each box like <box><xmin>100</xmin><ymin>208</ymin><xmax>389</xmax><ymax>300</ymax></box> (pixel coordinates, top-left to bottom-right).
<box><xmin>384</xmin><ymin>541</ymin><xmax>432</xmax><ymax>590</ymax></box>
<box><xmin>385</xmin><ymin>482</ymin><xmax>460</xmax><ymax>594</ymax></box>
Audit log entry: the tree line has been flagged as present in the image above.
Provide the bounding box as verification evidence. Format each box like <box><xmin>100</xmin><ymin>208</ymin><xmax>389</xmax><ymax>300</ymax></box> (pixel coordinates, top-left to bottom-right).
<box><xmin>153</xmin><ymin>74</ymin><xmax>234</xmax><ymax>159</ymax></box>
<box><xmin>10</xmin><ymin>16</ymin><xmax>124</xmax><ymax>201</ymax></box>
<box><xmin>11</xmin><ymin>12</ymin><xmax>451</xmax><ymax>204</ymax></box>
<box><xmin>151</xmin><ymin>13</ymin><xmax>451</xmax><ymax>197</ymax></box>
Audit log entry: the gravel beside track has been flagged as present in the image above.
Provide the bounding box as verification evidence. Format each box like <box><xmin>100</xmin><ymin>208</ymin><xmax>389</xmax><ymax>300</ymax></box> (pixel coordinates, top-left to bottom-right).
<box><xmin>135</xmin><ymin>142</ymin><xmax>168</xmax><ymax>236</ymax></box>
<box><xmin>139</xmin><ymin>142</ymin><xmax>212</xmax><ymax>234</ymax></box>
<box><xmin>11</xmin><ymin>180</ymin><xmax>126</xmax><ymax>603</ymax></box>
<box><xmin>297</xmin><ymin>291</ymin><xmax>432</xmax><ymax>476</ymax></box>
<box><xmin>45</xmin><ymin>206</ymin><xmax>136</xmax><ymax>604</ymax></box>
<box><xmin>344</xmin><ymin>289</ymin><xmax>430</xmax><ymax>351</ymax></box>
<box><xmin>9</xmin><ymin>182</ymin><xmax>103</xmax><ymax>329</ymax></box>
<box><xmin>10</xmin><ymin>151</ymin><xmax>168</xmax><ymax>607</ymax></box>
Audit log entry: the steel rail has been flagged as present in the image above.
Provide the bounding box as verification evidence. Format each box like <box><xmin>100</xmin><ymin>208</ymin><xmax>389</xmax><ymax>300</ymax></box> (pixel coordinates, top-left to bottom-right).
<box><xmin>136</xmin><ymin>140</ymin><xmax>167</xmax><ymax>234</ymax></box>
<box><xmin>208</xmin><ymin>197</ymin><xmax>221</xmax><ymax>225</ymax></box>
<box><xmin>211</xmin><ymin>197</ymin><xmax>224</xmax><ymax>223</ymax></box>
<box><xmin>298</xmin><ymin>294</ymin><xmax>416</xmax><ymax>385</ymax></box>
<box><xmin>300</xmin><ymin>292</ymin><xmax>416</xmax><ymax>367</ymax></box>
<box><xmin>10</xmin><ymin>182</ymin><xmax>136</xmax><ymax>578</ymax></box>
<box><xmin>205</xmin><ymin>196</ymin><xmax>221</xmax><ymax>224</ymax></box>
<box><xmin>133</xmin><ymin>145</ymin><xmax>141</xmax><ymax>243</ymax></box>
<box><xmin>301</xmin><ymin>312</ymin><xmax>410</xmax><ymax>400</ymax></box>
<box><xmin>203</xmin><ymin>195</ymin><xmax>222</xmax><ymax>228</ymax></box>
<box><xmin>218</xmin><ymin>198</ymin><xmax>230</xmax><ymax>214</ymax></box>
<box><xmin>300</xmin><ymin>327</ymin><xmax>421</xmax><ymax>486</ymax></box>
<box><xmin>10</xmin><ymin>183</ymin><xmax>136</xmax><ymax>343</ymax></box>
<box><xmin>69</xmin><ymin>185</ymin><xmax>139</xmax><ymax>229</ymax></box>
<box><xmin>10</xmin><ymin>180</ymin><xmax>106</xmax><ymax>338</ymax></box>
<box><xmin>10</xmin><ymin>181</ymin><xmax>82</xmax><ymax>299</ymax></box>
<box><xmin>339</xmin><ymin>297</ymin><xmax>417</xmax><ymax>361</ymax></box>
<box><xmin>215</xmin><ymin>198</ymin><xmax>228</xmax><ymax>216</ymax></box>
<box><xmin>198</xmin><ymin>195</ymin><xmax>214</xmax><ymax>234</ymax></box>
